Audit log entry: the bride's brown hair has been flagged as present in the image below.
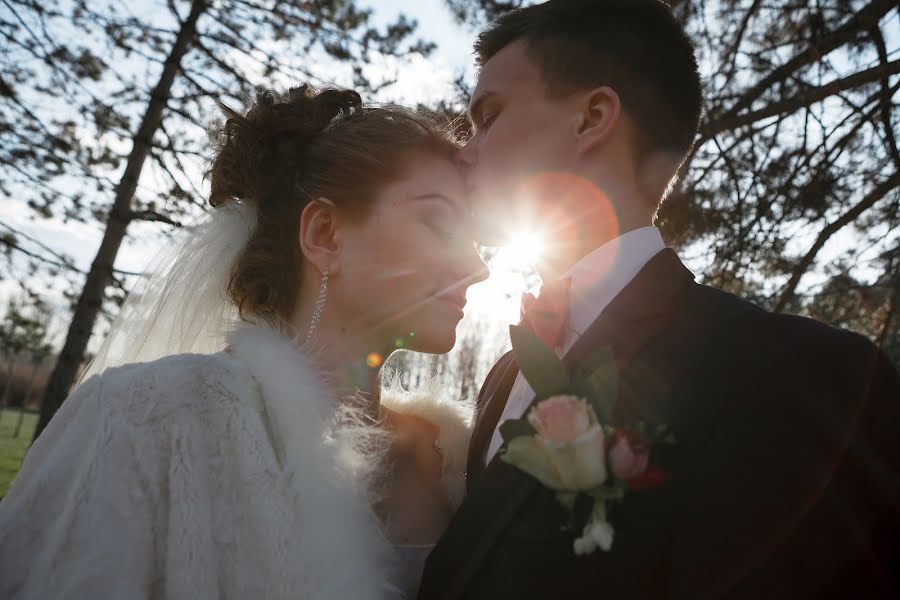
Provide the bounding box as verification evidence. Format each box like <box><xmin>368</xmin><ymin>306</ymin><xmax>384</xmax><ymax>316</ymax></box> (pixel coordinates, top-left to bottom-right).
<box><xmin>207</xmin><ymin>84</ymin><xmax>459</xmax><ymax>324</ymax></box>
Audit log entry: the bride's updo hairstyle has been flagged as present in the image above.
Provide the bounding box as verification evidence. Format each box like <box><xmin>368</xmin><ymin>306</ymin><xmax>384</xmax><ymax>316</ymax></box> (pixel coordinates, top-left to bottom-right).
<box><xmin>207</xmin><ymin>84</ymin><xmax>458</xmax><ymax>324</ymax></box>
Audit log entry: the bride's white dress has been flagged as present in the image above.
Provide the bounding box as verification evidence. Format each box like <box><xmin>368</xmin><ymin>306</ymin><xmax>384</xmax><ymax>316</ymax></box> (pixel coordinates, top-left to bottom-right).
<box><xmin>0</xmin><ymin>324</ymin><xmax>471</xmax><ymax>599</ymax></box>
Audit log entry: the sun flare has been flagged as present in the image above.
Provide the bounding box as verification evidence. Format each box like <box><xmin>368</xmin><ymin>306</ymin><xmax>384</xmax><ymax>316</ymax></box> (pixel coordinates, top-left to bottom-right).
<box><xmin>503</xmin><ymin>230</ymin><xmax>546</xmax><ymax>270</ymax></box>
<box><xmin>464</xmin><ymin>228</ymin><xmax>547</xmax><ymax>325</ymax></box>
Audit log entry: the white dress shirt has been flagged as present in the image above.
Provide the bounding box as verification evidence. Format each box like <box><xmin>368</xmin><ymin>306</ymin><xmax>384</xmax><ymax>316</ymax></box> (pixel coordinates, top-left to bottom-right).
<box><xmin>484</xmin><ymin>226</ymin><xmax>666</xmax><ymax>464</ymax></box>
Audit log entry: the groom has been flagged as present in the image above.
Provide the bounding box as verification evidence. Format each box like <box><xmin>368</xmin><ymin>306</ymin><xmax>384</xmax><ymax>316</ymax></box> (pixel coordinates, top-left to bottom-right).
<box><xmin>419</xmin><ymin>1</ymin><xmax>900</xmax><ymax>598</ymax></box>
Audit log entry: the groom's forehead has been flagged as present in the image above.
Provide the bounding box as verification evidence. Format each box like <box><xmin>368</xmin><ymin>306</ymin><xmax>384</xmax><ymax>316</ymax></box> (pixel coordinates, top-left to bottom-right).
<box><xmin>470</xmin><ymin>40</ymin><xmax>540</xmax><ymax>107</ymax></box>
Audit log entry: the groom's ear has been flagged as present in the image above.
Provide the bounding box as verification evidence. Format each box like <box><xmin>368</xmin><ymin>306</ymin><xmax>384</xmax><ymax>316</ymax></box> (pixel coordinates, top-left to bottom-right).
<box><xmin>572</xmin><ymin>86</ymin><xmax>622</xmax><ymax>155</ymax></box>
<box><xmin>299</xmin><ymin>197</ymin><xmax>341</xmax><ymax>275</ymax></box>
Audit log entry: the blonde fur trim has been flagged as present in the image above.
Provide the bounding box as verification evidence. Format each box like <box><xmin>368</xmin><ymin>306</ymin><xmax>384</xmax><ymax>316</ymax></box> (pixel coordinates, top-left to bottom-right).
<box><xmin>381</xmin><ymin>372</ymin><xmax>474</xmax><ymax>509</ymax></box>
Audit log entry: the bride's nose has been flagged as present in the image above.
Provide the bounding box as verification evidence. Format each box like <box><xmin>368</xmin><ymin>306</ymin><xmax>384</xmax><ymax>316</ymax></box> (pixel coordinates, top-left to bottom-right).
<box><xmin>457</xmin><ymin>246</ymin><xmax>489</xmax><ymax>288</ymax></box>
<box><xmin>457</xmin><ymin>137</ymin><xmax>478</xmax><ymax>171</ymax></box>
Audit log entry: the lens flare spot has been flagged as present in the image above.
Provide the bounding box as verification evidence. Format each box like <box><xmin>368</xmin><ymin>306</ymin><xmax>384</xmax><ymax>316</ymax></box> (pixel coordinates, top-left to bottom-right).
<box><xmin>394</xmin><ymin>338</ymin><xmax>405</xmax><ymax>348</ymax></box>
<box><xmin>512</xmin><ymin>172</ymin><xmax>620</xmax><ymax>267</ymax></box>
<box><xmin>365</xmin><ymin>353</ymin><xmax>383</xmax><ymax>368</ymax></box>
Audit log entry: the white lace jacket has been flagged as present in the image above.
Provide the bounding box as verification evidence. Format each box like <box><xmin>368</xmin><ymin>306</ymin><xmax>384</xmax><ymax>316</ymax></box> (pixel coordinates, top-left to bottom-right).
<box><xmin>0</xmin><ymin>325</ymin><xmax>472</xmax><ymax>600</ymax></box>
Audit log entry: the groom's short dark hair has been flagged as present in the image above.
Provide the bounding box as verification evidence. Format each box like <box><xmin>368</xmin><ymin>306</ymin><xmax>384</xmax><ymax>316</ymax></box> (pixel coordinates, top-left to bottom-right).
<box><xmin>476</xmin><ymin>0</ymin><xmax>703</xmax><ymax>197</ymax></box>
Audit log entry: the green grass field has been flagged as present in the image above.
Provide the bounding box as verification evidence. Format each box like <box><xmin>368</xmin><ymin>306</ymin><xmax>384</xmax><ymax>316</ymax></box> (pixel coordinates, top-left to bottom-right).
<box><xmin>0</xmin><ymin>408</ymin><xmax>37</xmax><ymax>499</ymax></box>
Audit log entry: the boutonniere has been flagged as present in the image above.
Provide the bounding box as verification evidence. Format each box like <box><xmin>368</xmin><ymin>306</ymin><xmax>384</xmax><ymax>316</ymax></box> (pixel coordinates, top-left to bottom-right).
<box><xmin>500</xmin><ymin>325</ymin><xmax>675</xmax><ymax>555</ymax></box>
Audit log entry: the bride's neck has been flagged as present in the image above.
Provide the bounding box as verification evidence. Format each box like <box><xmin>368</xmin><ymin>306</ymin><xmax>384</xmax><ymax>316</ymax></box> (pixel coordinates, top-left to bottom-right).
<box><xmin>305</xmin><ymin>320</ymin><xmax>391</xmax><ymax>419</ymax></box>
<box><xmin>292</xmin><ymin>286</ymin><xmax>394</xmax><ymax>418</ymax></box>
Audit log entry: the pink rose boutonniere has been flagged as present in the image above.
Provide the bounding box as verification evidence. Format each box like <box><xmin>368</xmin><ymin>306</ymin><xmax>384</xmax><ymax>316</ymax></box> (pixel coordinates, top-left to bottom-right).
<box><xmin>500</xmin><ymin>326</ymin><xmax>676</xmax><ymax>555</ymax></box>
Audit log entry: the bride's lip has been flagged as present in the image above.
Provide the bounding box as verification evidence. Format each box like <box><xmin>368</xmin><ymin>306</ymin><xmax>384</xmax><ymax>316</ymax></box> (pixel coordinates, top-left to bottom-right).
<box><xmin>437</xmin><ymin>294</ymin><xmax>467</xmax><ymax>314</ymax></box>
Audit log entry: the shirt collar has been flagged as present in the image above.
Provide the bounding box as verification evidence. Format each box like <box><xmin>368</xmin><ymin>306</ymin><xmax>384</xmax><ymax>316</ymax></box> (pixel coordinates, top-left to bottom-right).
<box><xmin>563</xmin><ymin>226</ymin><xmax>666</xmax><ymax>339</ymax></box>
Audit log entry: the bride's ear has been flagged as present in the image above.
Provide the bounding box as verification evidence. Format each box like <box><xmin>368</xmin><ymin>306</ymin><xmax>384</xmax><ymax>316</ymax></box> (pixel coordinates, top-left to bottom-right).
<box><xmin>299</xmin><ymin>197</ymin><xmax>341</xmax><ymax>275</ymax></box>
<box><xmin>572</xmin><ymin>86</ymin><xmax>621</xmax><ymax>155</ymax></box>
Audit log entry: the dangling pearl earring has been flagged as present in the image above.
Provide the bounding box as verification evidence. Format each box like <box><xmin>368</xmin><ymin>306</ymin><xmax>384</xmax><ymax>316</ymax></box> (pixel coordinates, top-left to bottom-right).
<box><xmin>305</xmin><ymin>268</ymin><xmax>329</xmax><ymax>345</ymax></box>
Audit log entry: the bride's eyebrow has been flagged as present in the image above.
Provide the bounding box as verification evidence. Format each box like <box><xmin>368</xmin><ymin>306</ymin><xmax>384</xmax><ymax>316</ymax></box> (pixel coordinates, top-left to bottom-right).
<box><xmin>411</xmin><ymin>193</ymin><xmax>465</xmax><ymax>216</ymax></box>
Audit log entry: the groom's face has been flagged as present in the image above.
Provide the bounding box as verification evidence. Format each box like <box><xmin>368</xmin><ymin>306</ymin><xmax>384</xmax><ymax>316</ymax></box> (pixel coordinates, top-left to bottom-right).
<box><xmin>459</xmin><ymin>40</ymin><xmax>580</xmax><ymax>244</ymax></box>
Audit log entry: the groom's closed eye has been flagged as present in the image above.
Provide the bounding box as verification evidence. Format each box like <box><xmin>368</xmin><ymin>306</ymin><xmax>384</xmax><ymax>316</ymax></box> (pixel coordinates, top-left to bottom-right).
<box><xmin>479</xmin><ymin>111</ymin><xmax>498</xmax><ymax>130</ymax></box>
<box><xmin>470</xmin><ymin>92</ymin><xmax>501</xmax><ymax>132</ymax></box>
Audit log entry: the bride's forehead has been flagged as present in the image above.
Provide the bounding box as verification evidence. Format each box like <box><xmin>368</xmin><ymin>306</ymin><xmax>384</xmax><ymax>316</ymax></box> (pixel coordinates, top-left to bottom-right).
<box><xmin>402</xmin><ymin>157</ymin><xmax>464</xmax><ymax>188</ymax></box>
<box><xmin>374</xmin><ymin>168</ymin><xmax>465</xmax><ymax>209</ymax></box>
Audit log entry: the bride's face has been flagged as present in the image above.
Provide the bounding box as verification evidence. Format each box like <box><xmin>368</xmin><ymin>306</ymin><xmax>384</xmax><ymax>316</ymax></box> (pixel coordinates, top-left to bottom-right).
<box><xmin>329</xmin><ymin>155</ymin><xmax>489</xmax><ymax>354</ymax></box>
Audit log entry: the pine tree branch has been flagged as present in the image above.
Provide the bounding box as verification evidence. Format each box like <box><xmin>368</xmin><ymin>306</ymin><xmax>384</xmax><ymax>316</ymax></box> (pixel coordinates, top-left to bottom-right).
<box><xmin>0</xmin><ymin>222</ymin><xmax>77</xmax><ymax>270</ymax></box>
<box><xmin>0</xmin><ymin>234</ymin><xmax>83</xmax><ymax>274</ymax></box>
<box><xmin>129</xmin><ymin>209</ymin><xmax>180</xmax><ymax>227</ymax></box>
<box><xmin>774</xmin><ymin>170</ymin><xmax>900</xmax><ymax>313</ymax></box>
<box><xmin>716</xmin><ymin>0</ymin><xmax>896</xmax><ymax>119</ymax></box>
<box><xmin>877</xmin><ymin>260</ymin><xmax>898</xmax><ymax>349</ymax></box>
<box><xmin>702</xmin><ymin>58</ymin><xmax>900</xmax><ymax>138</ymax></box>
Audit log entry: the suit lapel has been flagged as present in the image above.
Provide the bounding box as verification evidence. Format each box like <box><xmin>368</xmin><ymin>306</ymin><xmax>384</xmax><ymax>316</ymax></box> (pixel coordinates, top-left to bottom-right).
<box><xmin>564</xmin><ymin>249</ymin><xmax>694</xmax><ymax>373</ymax></box>
<box><xmin>465</xmin><ymin>351</ymin><xmax>519</xmax><ymax>486</ymax></box>
<box><xmin>421</xmin><ymin>249</ymin><xmax>695</xmax><ymax>600</ymax></box>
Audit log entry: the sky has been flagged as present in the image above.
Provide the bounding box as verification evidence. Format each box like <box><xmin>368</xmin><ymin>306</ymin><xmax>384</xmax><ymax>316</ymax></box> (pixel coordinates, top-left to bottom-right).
<box><xmin>0</xmin><ymin>0</ymin><xmax>533</xmax><ymax>350</ymax></box>
<box><xmin>363</xmin><ymin>0</ymin><xmax>477</xmax><ymax>88</ymax></box>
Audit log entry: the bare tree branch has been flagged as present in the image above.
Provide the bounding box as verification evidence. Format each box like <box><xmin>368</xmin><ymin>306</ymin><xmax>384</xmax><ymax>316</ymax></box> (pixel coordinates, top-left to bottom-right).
<box><xmin>717</xmin><ymin>0</ymin><xmax>895</xmax><ymax>119</ymax></box>
<box><xmin>703</xmin><ymin>58</ymin><xmax>900</xmax><ymax>138</ymax></box>
<box><xmin>774</xmin><ymin>171</ymin><xmax>900</xmax><ymax>312</ymax></box>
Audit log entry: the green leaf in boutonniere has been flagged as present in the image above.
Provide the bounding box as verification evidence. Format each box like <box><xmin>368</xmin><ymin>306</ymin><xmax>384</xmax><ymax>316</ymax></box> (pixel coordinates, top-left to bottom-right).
<box><xmin>556</xmin><ymin>491</ymin><xmax>579</xmax><ymax>512</ymax></box>
<box><xmin>499</xmin><ymin>418</ymin><xmax>536</xmax><ymax>445</ymax></box>
<box><xmin>586</xmin><ymin>477</ymin><xmax>627</xmax><ymax>502</ymax></box>
<box><xmin>571</xmin><ymin>348</ymin><xmax>618</xmax><ymax>422</ymax></box>
<box><xmin>509</xmin><ymin>324</ymin><xmax>571</xmax><ymax>399</ymax></box>
<box><xmin>653</xmin><ymin>424</ymin><xmax>677</xmax><ymax>445</ymax></box>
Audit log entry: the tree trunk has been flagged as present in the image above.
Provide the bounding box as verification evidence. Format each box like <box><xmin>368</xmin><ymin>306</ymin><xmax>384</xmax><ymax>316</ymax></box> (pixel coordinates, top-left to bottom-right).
<box><xmin>14</xmin><ymin>360</ymin><xmax>40</xmax><ymax>438</ymax></box>
<box><xmin>32</xmin><ymin>0</ymin><xmax>209</xmax><ymax>443</ymax></box>
<box><xmin>773</xmin><ymin>170</ymin><xmax>900</xmax><ymax>313</ymax></box>
<box><xmin>0</xmin><ymin>358</ymin><xmax>15</xmax><ymax>425</ymax></box>
<box><xmin>876</xmin><ymin>265</ymin><xmax>899</xmax><ymax>351</ymax></box>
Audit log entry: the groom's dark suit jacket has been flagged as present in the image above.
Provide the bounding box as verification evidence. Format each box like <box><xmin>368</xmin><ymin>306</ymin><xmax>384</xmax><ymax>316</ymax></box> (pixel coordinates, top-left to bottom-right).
<box><xmin>418</xmin><ymin>248</ymin><xmax>900</xmax><ymax>600</ymax></box>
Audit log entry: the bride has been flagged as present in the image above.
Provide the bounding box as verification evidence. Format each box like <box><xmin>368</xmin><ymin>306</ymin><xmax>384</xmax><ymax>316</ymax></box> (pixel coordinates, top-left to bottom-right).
<box><xmin>0</xmin><ymin>85</ymin><xmax>488</xmax><ymax>599</ymax></box>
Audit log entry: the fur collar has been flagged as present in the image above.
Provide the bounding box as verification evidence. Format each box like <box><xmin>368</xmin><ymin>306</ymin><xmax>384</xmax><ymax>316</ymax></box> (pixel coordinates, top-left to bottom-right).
<box><xmin>228</xmin><ymin>324</ymin><xmax>398</xmax><ymax>599</ymax></box>
<box><xmin>226</xmin><ymin>325</ymin><xmax>475</xmax><ymax>595</ymax></box>
<box><xmin>229</xmin><ymin>325</ymin><xmax>474</xmax><ymax>508</ymax></box>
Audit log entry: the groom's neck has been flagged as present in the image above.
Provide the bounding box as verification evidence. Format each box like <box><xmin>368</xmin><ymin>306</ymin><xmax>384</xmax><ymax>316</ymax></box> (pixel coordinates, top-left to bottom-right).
<box><xmin>536</xmin><ymin>181</ymin><xmax>655</xmax><ymax>279</ymax></box>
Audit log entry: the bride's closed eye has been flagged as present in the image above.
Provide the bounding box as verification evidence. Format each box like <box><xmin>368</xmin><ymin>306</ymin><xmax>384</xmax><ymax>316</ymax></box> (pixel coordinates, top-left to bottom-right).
<box><xmin>412</xmin><ymin>193</ymin><xmax>468</xmax><ymax>244</ymax></box>
<box><xmin>421</xmin><ymin>206</ymin><xmax>456</xmax><ymax>243</ymax></box>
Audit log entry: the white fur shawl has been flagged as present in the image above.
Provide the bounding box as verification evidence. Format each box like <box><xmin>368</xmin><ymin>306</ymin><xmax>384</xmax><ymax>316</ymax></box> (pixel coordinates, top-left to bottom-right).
<box><xmin>0</xmin><ymin>324</ymin><xmax>472</xmax><ymax>599</ymax></box>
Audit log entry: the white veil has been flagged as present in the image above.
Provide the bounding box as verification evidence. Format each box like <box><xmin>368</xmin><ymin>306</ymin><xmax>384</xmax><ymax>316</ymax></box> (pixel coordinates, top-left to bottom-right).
<box><xmin>79</xmin><ymin>201</ymin><xmax>258</xmax><ymax>384</ymax></box>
